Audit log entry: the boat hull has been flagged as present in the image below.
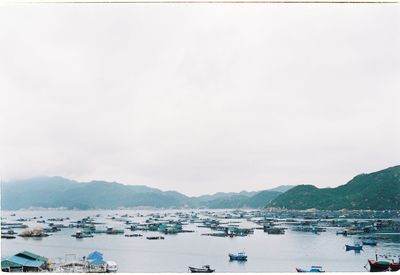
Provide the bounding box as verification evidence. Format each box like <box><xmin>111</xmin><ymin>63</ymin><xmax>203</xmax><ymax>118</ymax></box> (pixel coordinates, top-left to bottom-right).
<box><xmin>296</xmin><ymin>268</ymin><xmax>324</xmax><ymax>273</ymax></box>
<box><xmin>229</xmin><ymin>254</ymin><xmax>248</xmax><ymax>261</ymax></box>
<box><xmin>368</xmin><ymin>260</ymin><xmax>400</xmax><ymax>272</ymax></box>
<box><xmin>362</xmin><ymin>241</ymin><xmax>377</xmax><ymax>246</ymax></box>
<box><xmin>188</xmin><ymin>267</ymin><xmax>215</xmax><ymax>273</ymax></box>
<box><xmin>345</xmin><ymin>245</ymin><xmax>363</xmax><ymax>251</ymax></box>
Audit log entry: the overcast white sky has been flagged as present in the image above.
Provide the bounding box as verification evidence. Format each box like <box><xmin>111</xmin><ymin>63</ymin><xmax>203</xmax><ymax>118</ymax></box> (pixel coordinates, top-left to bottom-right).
<box><xmin>0</xmin><ymin>4</ymin><xmax>399</xmax><ymax>195</ymax></box>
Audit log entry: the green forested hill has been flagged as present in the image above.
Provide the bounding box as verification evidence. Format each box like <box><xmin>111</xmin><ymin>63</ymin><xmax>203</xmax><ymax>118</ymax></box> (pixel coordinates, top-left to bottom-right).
<box><xmin>268</xmin><ymin>165</ymin><xmax>400</xmax><ymax>210</ymax></box>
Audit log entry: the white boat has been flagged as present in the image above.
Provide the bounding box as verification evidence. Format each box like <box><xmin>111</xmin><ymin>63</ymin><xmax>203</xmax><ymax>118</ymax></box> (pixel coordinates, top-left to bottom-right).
<box><xmin>106</xmin><ymin>261</ymin><xmax>118</xmax><ymax>273</ymax></box>
<box><xmin>188</xmin><ymin>265</ymin><xmax>215</xmax><ymax>273</ymax></box>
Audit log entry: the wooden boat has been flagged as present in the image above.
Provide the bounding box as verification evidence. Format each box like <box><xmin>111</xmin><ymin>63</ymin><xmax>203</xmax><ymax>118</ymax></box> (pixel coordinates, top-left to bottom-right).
<box><xmin>368</xmin><ymin>260</ymin><xmax>400</xmax><ymax>272</ymax></box>
<box><xmin>146</xmin><ymin>236</ymin><xmax>165</xmax><ymax>240</ymax></box>
<box><xmin>188</xmin><ymin>265</ymin><xmax>215</xmax><ymax>273</ymax></box>
<box><xmin>336</xmin><ymin>230</ymin><xmax>348</xmax><ymax>236</ymax></box>
<box><xmin>296</xmin><ymin>266</ymin><xmax>325</xmax><ymax>273</ymax></box>
<box><xmin>125</xmin><ymin>234</ymin><xmax>143</xmax><ymax>237</ymax></box>
<box><xmin>229</xmin><ymin>252</ymin><xmax>248</xmax><ymax>261</ymax></box>
<box><xmin>368</xmin><ymin>255</ymin><xmax>400</xmax><ymax>272</ymax></box>
<box><xmin>345</xmin><ymin>244</ymin><xmax>363</xmax><ymax>251</ymax></box>
<box><xmin>106</xmin><ymin>227</ymin><xmax>124</xmax><ymax>235</ymax></box>
<box><xmin>1</xmin><ymin>235</ymin><xmax>16</xmax><ymax>239</ymax></box>
<box><xmin>362</xmin><ymin>240</ymin><xmax>378</xmax><ymax>246</ymax></box>
<box><xmin>71</xmin><ymin>231</ymin><xmax>93</xmax><ymax>239</ymax></box>
<box><xmin>201</xmin><ymin>232</ymin><xmax>228</xmax><ymax>237</ymax></box>
<box><xmin>267</xmin><ymin>227</ymin><xmax>285</xmax><ymax>235</ymax></box>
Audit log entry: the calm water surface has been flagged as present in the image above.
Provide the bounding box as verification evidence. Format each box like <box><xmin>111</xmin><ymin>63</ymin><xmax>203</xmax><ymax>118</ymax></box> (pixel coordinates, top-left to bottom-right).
<box><xmin>2</xmin><ymin>210</ymin><xmax>400</xmax><ymax>272</ymax></box>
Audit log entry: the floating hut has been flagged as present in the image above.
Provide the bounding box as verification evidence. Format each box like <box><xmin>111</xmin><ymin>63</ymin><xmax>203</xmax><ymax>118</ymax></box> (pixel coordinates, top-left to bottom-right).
<box><xmin>1</xmin><ymin>251</ymin><xmax>49</xmax><ymax>272</ymax></box>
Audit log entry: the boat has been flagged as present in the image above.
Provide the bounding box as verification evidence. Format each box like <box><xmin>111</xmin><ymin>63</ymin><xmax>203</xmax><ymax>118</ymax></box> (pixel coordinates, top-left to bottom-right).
<box><xmin>55</xmin><ymin>261</ymin><xmax>88</xmax><ymax>273</ymax></box>
<box><xmin>345</xmin><ymin>244</ymin><xmax>363</xmax><ymax>251</ymax></box>
<box><xmin>1</xmin><ymin>235</ymin><xmax>16</xmax><ymax>239</ymax></box>
<box><xmin>188</xmin><ymin>265</ymin><xmax>215</xmax><ymax>273</ymax></box>
<box><xmin>336</xmin><ymin>230</ymin><xmax>348</xmax><ymax>236</ymax></box>
<box><xmin>2</xmin><ymin>229</ymin><xmax>17</xmax><ymax>235</ymax></box>
<box><xmin>201</xmin><ymin>232</ymin><xmax>228</xmax><ymax>237</ymax></box>
<box><xmin>362</xmin><ymin>240</ymin><xmax>378</xmax><ymax>246</ymax></box>
<box><xmin>266</xmin><ymin>227</ymin><xmax>285</xmax><ymax>235</ymax></box>
<box><xmin>125</xmin><ymin>234</ymin><xmax>143</xmax><ymax>237</ymax></box>
<box><xmin>106</xmin><ymin>227</ymin><xmax>124</xmax><ymax>235</ymax></box>
<box><xmin>106</xmin><ymin>261</ymin><xmax>118</xmax><ymax>273</ymax></box>
<box><xmin>296</xmin><ymin>266</ymin><xmax>325</xmax><ymax>273</ymax></box>
<box><xmin>368</xmin><ymin>260</ymin><xmax>400</xmax><ymax>272</ymax></box>
<box><xmin>146</xmin><ymin>236</ymin><xmax>165</xmax><ymax>240</ymax></box>
<box><xmin>368</xmin><ymin>255</ymin><xmax>400</xmax><ymax>272</ymax></box>
<box><xmin>229</xmin><ymin>252</ymin><xmax>248</xmax><ymax>261</ymax></box>
<box><xmin>71</xmin><ymin>231</ymin><xmax>93</xmax><ymax>239</ymax></box>
<box><xmin>73</xmin><ymin>231</ymin><xmax>84</xmax><ymax>239</ymax></box>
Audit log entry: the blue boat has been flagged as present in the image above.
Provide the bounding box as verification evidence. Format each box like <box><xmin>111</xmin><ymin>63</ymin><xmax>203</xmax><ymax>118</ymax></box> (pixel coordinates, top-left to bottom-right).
<box><xmin>362</xmin><ymin>239</ymin><xmax>377</xmax><ymax>246</ymax></box>
<box><xmin>345</xmin><ymin>244</ymin><xmax>363</xmax><ymax>251</ymax></box>
<box><xmin>296</xmin><ymin>266</ymin><xmax>325</xmax><ymax>273</ymax></box>
<box><xmin>229</xmin><ymin>252</ymin><xmax>247</xmax><ymax>261</ymax></box>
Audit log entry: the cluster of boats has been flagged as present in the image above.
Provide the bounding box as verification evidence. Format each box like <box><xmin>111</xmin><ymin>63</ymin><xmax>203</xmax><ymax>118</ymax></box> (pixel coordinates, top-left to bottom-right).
<box><xmin>3</xmin><ymin>209</ymin><xmax>400</xmax><ymax>273</ymax></box>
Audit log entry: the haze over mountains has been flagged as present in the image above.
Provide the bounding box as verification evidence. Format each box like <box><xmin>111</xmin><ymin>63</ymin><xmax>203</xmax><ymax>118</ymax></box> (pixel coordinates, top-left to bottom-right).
<box><xmin>2</xmin><ymin>165</ymin><xmax>399</xmax><ymax>210</ymax></box>
<box><xmin>1</xmin><ymin>177</ymin><xmax>291</xmax><ymax>210</ymax></box>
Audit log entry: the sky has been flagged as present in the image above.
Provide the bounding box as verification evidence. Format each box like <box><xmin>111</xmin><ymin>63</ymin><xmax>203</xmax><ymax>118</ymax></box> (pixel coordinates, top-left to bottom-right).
<box><xmin>0</xmin><ymin>4</ymin><xmax>399</xmax><ymax>196</ymax></box>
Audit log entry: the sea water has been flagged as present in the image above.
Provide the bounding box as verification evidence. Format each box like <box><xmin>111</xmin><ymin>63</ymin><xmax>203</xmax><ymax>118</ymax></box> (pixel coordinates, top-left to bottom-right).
<box><xmin>2</xmin><ymin>210</ymin><xmax>400</xmax><ymax>272</ymax></box>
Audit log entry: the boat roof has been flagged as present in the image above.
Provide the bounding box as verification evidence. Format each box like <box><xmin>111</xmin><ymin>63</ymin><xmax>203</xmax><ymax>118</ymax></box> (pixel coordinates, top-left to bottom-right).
<box><xmin>88</xmin><ymin>251</ymin><xmax>103</xmax><ymax>260</ymax></box>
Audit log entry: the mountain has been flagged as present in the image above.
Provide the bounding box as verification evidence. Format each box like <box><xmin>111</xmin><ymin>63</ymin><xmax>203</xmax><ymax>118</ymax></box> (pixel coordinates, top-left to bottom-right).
<box><xmin>267</xmin><ymin>185</ymin><xmax>295</xmax><ymax>193</ymax></box>
<box><xmin>196</xmin><ymin>191</ymin><xmax>281</xmax><ymax>209</ymax></box>
<box><xmin>245</xmin><ymin>190</ymin><xmax>282</xmax><ymax>208</ymax></box>
<box><xmin>1</xmin><ymin>177</ymin><xmax>190</xmax><ymax>210</ymax></box>
<box><xmin>268</xmin><ymin>166</ymin><xmax>400</xmax><ymax>210</ymax></box>
<box><xmin>193</xmin><ymin>191</ymin><xmax>258</xmax><ymax>202</ymax></box>
<box><xmin>5</xmin><ymin>166</ymin><xmax>397</xmax><ymax>211</ymax></box>
<box><xmin>1</xmin><ymin>177</ymin><xmax>287</xmax><ymax>210</ymax></box>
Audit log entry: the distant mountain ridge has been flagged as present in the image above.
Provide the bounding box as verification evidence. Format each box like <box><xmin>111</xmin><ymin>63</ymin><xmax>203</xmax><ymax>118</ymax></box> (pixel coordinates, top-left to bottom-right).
<box><xmin>3</xmin><ymin>165</ymin><xmax>398</xmax><ymax>210</ymax></box>
<box><xmin>268</xmin><ymin>165</ymin><xmax>400</xmax><ymax>210</ymax></box>
<box><xmin>1</xmin><ymin>177</ymin><xmax>291</xmax><ymax>210</ymax></box>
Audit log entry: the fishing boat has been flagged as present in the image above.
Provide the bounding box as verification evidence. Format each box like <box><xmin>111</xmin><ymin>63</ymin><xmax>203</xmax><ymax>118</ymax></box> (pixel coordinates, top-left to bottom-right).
<box><xmin>125</xmin><ymin>234</ymin><xmax>143</xmax><ymax>237</ymax></box>
<box><xmin>106</xmin><ymin>227</ymin><xmax>124</xmax><ymax>235</ymax></box>
<box><xmin>266</xmin><ymin>227</ymin><xmax>286</xmax><ymax>235</ymax></box>
<box><xmin>188</xmin><ymin>265</ymin><xmax>215</xmax><ymax>273</ymax></box>
<box><xmin>345</xmin><ymin>244</ymin><xmax>363</xmax><ymax>251</ymax></box>
<box><xmin>71</xmin><ymin>230</ymin><xmax>93</xmax><ymax>239</ymax></box>
<box><xmin>367</xmin><ymin>255</ymin><xmax>400</xmax><ymax>272</ymax></box>
<box><xmin>336</xmin><ymin>230</ymin><xmax>348</xmax><ymax>236</ymax></box>
<box><xmin>106</xmin><ymin>261</ymin><xmax>118</xmax><ymax>273</ymax></box>
<box><xmin>362</xmin><ymin>240</ymin><xmax>378</xmax><ymax>246</ymax></box>
<box><xmin>1</xmin><ymin>235</ymin><xmax>16</xmax><ymax>239</ymax></box>
<box><xmin>296</xmin><ymin>266</ymin><xmax>325</xmax><ymax>273</ymax></box>
<box><xmin>229</xmin><ymin>252</ymin><xmax>248</xmax><ymax>261</ymax></box>
<box><xmin>201</xmin><ymin>232</ymin><xmax>228</xmax><ymax>237</ymax></box>
<box><xmin>73</xmin><ymin>231</ymin><xmax>84</xmax><ymax>239</ymax></box>
<box><xmin>146</xmin><ymin>236</ymin><xmax>165</xmax><ymax>240</ymax></box>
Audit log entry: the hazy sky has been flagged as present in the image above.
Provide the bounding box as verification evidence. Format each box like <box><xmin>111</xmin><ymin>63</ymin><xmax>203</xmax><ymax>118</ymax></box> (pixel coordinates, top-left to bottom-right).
<box><xmin>0</xmin><ymin>4</ymin><xmax>399</xmax><ymax>195</ymax></box>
